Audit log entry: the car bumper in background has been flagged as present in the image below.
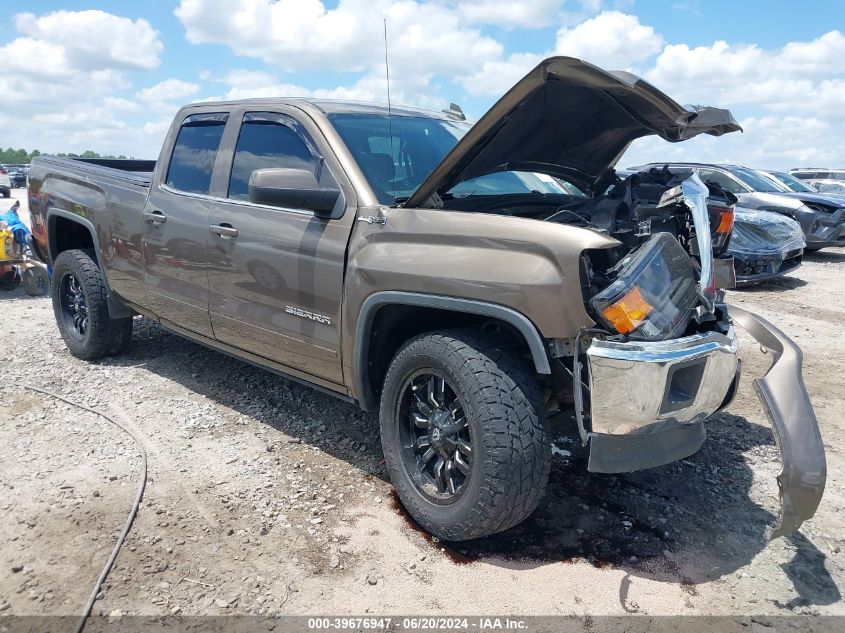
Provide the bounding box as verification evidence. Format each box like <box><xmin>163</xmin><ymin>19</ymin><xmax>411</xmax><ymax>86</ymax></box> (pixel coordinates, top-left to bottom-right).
<box><xmin>733</xmin><ymin>248</ymin><xmax>803</xmax><ymax>285</ymax></box>
<box><xmin>800</xmin><ymin>207</ymin><xmax>845</xmax><ymax>249</ymax></box>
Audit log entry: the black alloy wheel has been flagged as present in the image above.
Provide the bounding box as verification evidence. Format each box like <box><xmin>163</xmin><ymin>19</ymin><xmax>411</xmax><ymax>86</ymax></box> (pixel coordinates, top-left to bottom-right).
<box><xmin>59</xmin><ymin>272</ymin><xmax>88</xmax><ymax>339</ymax></box>
<box><xmin>50</xmin><ymin>249</ymin><xmax>133</xmax><ymax>359</ymax></box>
<box><xmin>400</xmin><ymin>372</ymin><xmax>473</xmax><ymax>503</ymax></box>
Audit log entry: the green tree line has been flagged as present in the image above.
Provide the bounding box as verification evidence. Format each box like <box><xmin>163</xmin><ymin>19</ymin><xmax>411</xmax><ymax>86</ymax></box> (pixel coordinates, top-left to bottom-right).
<box><xmin>0</xmin><ymin>148</ymin><xmax>128</xmax><ymax>164</ymax></box>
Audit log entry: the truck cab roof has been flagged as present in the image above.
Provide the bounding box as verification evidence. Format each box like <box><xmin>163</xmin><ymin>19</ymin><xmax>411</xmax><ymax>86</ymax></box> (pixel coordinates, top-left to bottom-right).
<box><xmin>182</xmin><ymin>97</ymin><xmax>464</xmax><ymax>122</ymax></box>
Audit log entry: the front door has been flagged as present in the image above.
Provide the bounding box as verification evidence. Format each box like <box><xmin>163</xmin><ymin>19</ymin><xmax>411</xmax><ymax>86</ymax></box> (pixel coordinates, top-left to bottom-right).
<box><xmin>204</xmin><ymin>109</ymin><xmax>354</xmax><ymax>384</ymax></box>
<box><xmin>143</xmin><ymin>112</ymin><xmax>229</xmax><ymax>337</ymax></box>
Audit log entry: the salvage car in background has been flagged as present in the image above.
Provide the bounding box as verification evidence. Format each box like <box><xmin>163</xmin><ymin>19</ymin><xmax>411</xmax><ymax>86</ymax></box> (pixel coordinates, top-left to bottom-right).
<box><xmin>759</xmin><ymin>169</ymin><xmax>827</xmax><ymax>194</ymax></box>
<box><xmin>0</xmin><ymin>171</ymin><xmax>10</xmax><ymax>198</ymax></box>
<box><xmin>813</xmin><ymin>181</ymin><xmax>845</xmax><ymax>196</ymax></box>
<box><xmin>789</xmin><ymin>168</ymin><xmax>845</xmax><ymax>183</ymax></box>
<box><xmin>632</xmin><ymin>162</ymin><xmax>845</xmax><ymax>251</ymax></box>
<box><xmin>729</xmin><ymin>208</ymin><xmax>804</xmax><ymax>285</ymax></box>
<box><xmin>620</xmin><ymin>167</ymin><xmax>804</xmax><ymax>286</ymax></box>
<box><xmin>4</xmin><ymin>165</ymin><xmax>29</xmax><ymax>188</ymax></box>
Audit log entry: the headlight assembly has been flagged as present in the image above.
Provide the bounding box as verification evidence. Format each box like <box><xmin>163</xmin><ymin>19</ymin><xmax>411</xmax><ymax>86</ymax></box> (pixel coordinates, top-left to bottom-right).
<box><xmin>591</xmin><ymin>233</ymin><xmax>699</xmax><ymax>341</ymax></box>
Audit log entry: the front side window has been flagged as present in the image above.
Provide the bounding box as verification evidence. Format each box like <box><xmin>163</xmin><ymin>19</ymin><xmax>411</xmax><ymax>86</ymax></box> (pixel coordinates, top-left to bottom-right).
<box><xmin>697</xmin><ymin>169</ymin><xmax>748</xmax><ymax>195</ymax></box>
<box><xmin>228</xmin><ymin>113</ymin><xmax>320</xmax><ymax>200</ymax></box>
<box><xmin>165</xmin><ymin>113</ymin><xmax>228</xmax><ymax>194</ymax></box>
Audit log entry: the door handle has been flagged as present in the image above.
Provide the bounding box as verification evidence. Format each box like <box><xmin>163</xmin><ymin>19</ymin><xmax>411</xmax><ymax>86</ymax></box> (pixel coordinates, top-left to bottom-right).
<box><xmin>210</xmin><ymin>223</ymin><xmax>238</xmax><ymax>239</ymax></box>
<box><xmin>144</xmin><ymin>210</ymin><xmax>167</xmax><ymax>224</ymax></box>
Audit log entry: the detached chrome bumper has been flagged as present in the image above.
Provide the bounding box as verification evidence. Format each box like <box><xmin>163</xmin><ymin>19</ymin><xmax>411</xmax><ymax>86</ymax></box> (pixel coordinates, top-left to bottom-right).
<box><xmin>729</xmin><ymin>305</ymin><xmax>826</xmax><ymax>539</ymax></box>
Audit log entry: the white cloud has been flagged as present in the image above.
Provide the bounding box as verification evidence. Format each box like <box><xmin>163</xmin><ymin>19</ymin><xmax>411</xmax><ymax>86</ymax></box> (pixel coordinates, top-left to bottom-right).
<box><xmin>3</xmin><ymin>3</ymin><xmax>845</xmax><ymax>170</ymax></box>
<box><xmin>175</xmin><ymin>0</ymin><xmax>502</xmax><ymax>77</ymax></box>
<box><xmin>0</xmin><ymin>10</ymin><xmax>164</xmax><ymax>112</ymax></box>
<box><xmin>215</xmin><ymin>68</ymin><xmax>446</xmax><ymax>111</ymax></box>
<box><xmin>221</xmin><ymin>70</ymin><xmax>311</xmax><ymax>100</ymax></box>
<box><xmin>776</xmin><ymin>30</ymin><xmax>845</xmax><ymax>76</ymax></box>
<box><xmin>103</xmin><ymin>97</ymin><xmax>142</xmax><ymax>113</ymax></box>
<box><xmin>459</xmin><ymin>52</ymin><xmax>543</xmax><ymax>97</ymax></box>
<box><xmin>645</xmin><ymin>31</ymin><xmax>845</xmax><ymax>118</ymax></box>
<box><xmin>0</xmin><ymin>9</ymin><xmax>166</xmax><ymax>157</ymax></box>
<box><xmin>459</xmin><ymin>11</ymin><xmax>663</xmax><ymax>97</ymax></box>
<box><xmin>457</xmin><ymin>1</ymin><xmax>565</xmax><ymax>29</ymax></box>
<box><xmin>136</xmin><ymin>79</ymin><xmax>201</xmax><ymax>107</ymax></box>
<box><xmin>620</xmin><ymin>114</ymin><xmax>843</xmax><ymax>172</ymax></box>
<box><xmin>12</xmin><ymin>10</ymin><xmax>162</xmax><ymax>71</ymax></box>
<box><xmin>554</xmin><ymin>11</ymin><xmax>664</xmax><ymax>68</ymax></box>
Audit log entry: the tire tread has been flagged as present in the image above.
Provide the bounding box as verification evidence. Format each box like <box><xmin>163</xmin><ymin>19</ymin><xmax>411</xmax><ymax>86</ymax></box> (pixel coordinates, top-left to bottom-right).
<box><xmin>380</xmin><ymin>329</ymin><xmax>551</xmax><ymax>541</ymax></box>
<box><xmin>51</xmin><ymin>249</ymin><xmax>132</xmax><ymax>360</ymax></box>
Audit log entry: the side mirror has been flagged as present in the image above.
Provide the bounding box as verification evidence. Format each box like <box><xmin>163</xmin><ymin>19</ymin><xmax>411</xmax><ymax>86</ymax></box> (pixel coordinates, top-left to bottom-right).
<box><xmin>248</xmin><ymin>168</ymin><xmax>341</xmax><ymax>216</ymax></box>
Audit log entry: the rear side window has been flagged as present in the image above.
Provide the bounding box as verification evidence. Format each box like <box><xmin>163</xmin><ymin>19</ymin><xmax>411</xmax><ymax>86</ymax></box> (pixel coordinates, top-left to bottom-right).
<box><xmin>165</xmin><ymin>113</ymin><xmax>228</xmax><ymax>195</ymax></box>
<box><xmin>228</xmin><ymin>113</ymin><xmax>319</xmax><ymax>200</ymax></box>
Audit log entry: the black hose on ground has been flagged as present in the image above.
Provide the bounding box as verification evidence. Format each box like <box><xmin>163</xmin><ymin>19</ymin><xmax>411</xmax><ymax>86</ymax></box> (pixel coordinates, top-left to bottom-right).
<box><xmin>13</xmin><ymin>384</ymin><xmax>148</xmax><ymax>633</ymax></box>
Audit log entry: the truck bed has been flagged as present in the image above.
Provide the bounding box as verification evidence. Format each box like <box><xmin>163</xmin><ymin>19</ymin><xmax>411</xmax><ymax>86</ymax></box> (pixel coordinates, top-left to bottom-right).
<box><xmin>27</xmin><ymin>155</ymin><xmax>156</xmax><ymax>302</ymax></box>
<box><xmin>34</xmin><ymin>156</ymin><xmax>156</xmax><ymax>189</ymax></box>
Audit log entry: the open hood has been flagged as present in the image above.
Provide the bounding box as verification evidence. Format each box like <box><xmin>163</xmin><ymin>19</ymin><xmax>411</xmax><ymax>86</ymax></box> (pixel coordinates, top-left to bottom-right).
<box><xmin>404</xmin><ymin>56</ymin><xmax>742</xmax><ymax>207</ymax></box>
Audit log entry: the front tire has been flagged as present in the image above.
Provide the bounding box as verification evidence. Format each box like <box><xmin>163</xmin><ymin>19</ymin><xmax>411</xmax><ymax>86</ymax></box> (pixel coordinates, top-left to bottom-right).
<box><xmin>380</xmin><ymin>330</ymin><xmax>551</xmax><ymax>541</ymax></box>
<box><xmin>51</xmin><ymin>249</ymin><xmax>133</xmax><ymax>360</ymax></box>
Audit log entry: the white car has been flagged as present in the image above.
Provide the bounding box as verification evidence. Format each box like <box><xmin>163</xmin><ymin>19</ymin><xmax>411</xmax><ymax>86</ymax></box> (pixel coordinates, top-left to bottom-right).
<box><xmin>811</xmin><ymin>180</ymin><xmax>845</xmax><ymax>196</ymax></box>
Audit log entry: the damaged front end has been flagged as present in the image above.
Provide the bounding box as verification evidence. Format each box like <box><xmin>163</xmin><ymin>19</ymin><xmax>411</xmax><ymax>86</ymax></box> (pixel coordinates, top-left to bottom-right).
<box><xmin>575</xmin><ymin>175</ymin><xmax>825</xmax><ymax>539</ymax></box>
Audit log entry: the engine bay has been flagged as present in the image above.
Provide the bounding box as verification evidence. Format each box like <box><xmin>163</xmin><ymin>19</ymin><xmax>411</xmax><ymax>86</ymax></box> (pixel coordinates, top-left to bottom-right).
<box><xmin>443</xmin><ymin>166</ymin><xmax>735</xmax><ymax>259</ymax></box>
<box><xmin>444</xmin><ymin>166</ymin><xmax>737</xmax><ymax>342</ymax></box>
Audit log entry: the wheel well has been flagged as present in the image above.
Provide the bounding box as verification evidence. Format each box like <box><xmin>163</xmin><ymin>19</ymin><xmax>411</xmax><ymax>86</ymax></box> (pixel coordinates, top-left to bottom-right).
<box><xmin>365</xmin><ymin>304</ymin><xmax>534</xmax><ymax>406</ymax></box>
<box><xmin>50</xmin><ymin>215</ymin><xmax>96</xmax><ymax>262</ymax></box>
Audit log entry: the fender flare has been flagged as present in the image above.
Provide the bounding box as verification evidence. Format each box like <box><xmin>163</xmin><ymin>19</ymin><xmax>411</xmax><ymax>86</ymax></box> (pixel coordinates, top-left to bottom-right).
<box><xmin>354</xmin><ymin>291</ymin><xmax>551</xmax><ymax>411</ymax></box>
<box><xmin>46</xmin><ymin>207</ymin><xmax>134</xmax><ymax>319</ymax></box>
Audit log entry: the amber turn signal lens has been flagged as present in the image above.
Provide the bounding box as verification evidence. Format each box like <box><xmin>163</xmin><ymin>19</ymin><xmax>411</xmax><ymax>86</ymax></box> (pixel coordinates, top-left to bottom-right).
<box><xmin>601</xmin><ymin>286</ymin><xmax>654</xmax><ymax>334</ymax></box>
<box><xmin>715</xmin><ymin>209</ymin><xmax>734</xmax><ymax>234</ymax></box>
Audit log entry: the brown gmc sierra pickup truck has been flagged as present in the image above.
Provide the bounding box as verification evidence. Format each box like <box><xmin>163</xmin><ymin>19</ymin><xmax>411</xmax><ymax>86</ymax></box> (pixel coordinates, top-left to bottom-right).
<box><xmin>28</xmin><ymin>57</ymin><xmax>825</xmax><ymax>541</ymax></box>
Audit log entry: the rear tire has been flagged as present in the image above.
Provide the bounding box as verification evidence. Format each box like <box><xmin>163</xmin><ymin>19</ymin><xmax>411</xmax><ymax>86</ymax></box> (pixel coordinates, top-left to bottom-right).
<box><xmin>51</xmin><ymin>249</ymin><xmax>133</xmax><ymax>360</ymax></box>
<box><xmin>22</xmin><ymin>266</ymin><xmax>49</xmax><ymax>296</ymax></box>
<box><xmin>380</xmin><ymin>329</ymin><xmax>551</xmax><ymax>541</ymax></box>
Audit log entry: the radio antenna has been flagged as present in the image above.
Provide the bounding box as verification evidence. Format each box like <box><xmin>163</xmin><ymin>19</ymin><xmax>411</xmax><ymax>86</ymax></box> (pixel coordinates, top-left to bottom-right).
<box><xmin>383</xmin><ymin>17</ymin><xmax>396</xmax><ymax>201</ymax></box>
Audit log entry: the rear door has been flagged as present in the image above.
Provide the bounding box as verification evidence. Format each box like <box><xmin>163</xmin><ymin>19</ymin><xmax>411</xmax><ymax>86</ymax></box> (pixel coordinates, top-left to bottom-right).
<box><xmin>203</xmin><ymin>107</ymin><xmax>356</xmax><ymax>384</ymax></box>
<box><xmin>143</xmin><ymin>111</ymin><xmax>228</xmax><ymax>337</ymax></box>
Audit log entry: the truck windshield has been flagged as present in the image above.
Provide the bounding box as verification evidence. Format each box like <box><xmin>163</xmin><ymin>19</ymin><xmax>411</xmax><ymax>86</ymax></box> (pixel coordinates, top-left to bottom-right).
<box><xmin>328</xmin><ymin>113</ymin><xmax>470</xmax><ymax>204</ymax></box>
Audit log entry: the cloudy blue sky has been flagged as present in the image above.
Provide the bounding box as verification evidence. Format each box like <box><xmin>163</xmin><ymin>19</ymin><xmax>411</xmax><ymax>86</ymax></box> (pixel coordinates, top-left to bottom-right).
<box><xmin>2</xmin><ymin>0</ymin><xmax>844</xmax><ymax>169</ymax></box>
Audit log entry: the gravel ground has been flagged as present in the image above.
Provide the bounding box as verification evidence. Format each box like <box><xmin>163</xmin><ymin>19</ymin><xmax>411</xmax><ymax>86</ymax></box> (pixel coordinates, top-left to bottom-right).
<box><xmin>1</xmin><ymin>187</ymin><xmax>844</xmax><ymax>619</ymax></box>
